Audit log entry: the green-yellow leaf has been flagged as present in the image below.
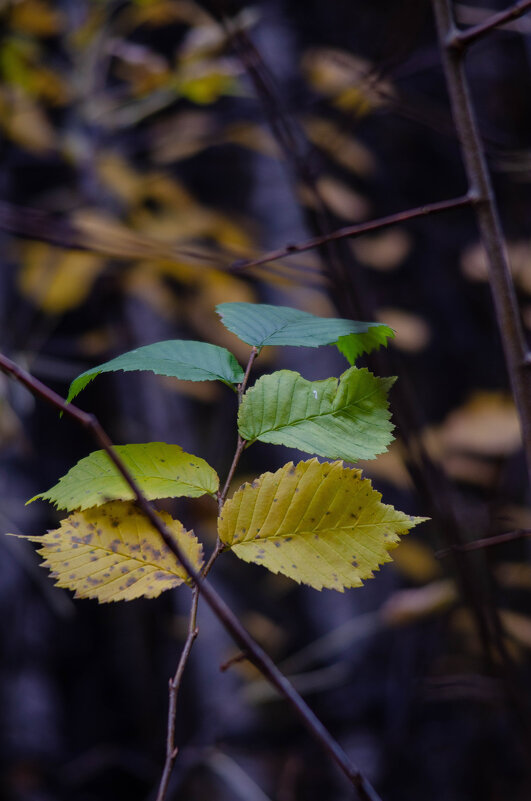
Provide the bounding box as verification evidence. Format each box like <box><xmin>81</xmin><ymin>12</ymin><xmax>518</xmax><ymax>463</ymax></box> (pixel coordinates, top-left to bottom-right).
<box><xmin>28</xmin><ymin>442</ymin><xmax>219</xmax><ymax>511</ymax></box>
<box><xmin>238</xmin><ymin>368</ymin><xmax>395</xmax><ymax>462</ymax></box>
<box><xmin>218</xmin><ymin>459</ymin><xmax>426</xmax><ymax>591</ymax></box>
<box><xmin>14</xmin><ymin>501</ymin><xmax>203</xmax><ymax>603</ymax></box>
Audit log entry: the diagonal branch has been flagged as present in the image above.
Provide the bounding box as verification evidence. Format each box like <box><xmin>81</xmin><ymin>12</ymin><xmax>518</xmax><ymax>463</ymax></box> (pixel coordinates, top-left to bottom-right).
<box><xmin>0</xmin><ymin>351</ymin><xmax>382</xmax><ymax>801</ymax></box>
<box><xmin>436</xmin><ymin>529</ymin><xmax>531</xmax><ymax>558</ymax></box>
<box><xmin>452</xmin><ymin>0</ymin><xmax>531</xmax><ymax>48</ymax></box>
<box><xmin>230</xmin><ymin>194</ymin><xmax>473</xmax><ymax>272</ymax></box>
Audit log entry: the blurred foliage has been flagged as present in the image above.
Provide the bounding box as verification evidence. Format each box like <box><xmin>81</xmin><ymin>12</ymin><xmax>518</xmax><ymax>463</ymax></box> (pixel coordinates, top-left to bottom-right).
<box><xmin>1</xmin><ymin>1</ymin><xmax>531</xmax><ymax>800</ymax></box>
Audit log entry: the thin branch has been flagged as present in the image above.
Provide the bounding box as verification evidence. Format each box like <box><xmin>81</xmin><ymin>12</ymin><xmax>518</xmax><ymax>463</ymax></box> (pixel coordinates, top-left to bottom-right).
<box><xmin>436</xmin><ymin>529</ymin><xmax>531</xmax><ymax>558</ymax></box>
<box><xmin>155</xmin><ymin>587</ymin><xmax>199</xmax><ymax>801</ymax></box>
<box><xmin>451</xmin><ymin>0</ymin><xmax>531</xmax><ymax>47</ymax></box>
<box><xmin>230</xmin><ymin>194</ymin><xmax>473</xmax><ymax>272</ymax></box>
<box><xmin>0</xmin><ymin>352</ymin><xmax>382</xmax><ymax>801</ymax></box>
<box><xmin>431</xmin><ymin>0</ymin><xmax>531</xmax><ymax>488</ymax></box>
<box><xmin>155</xmin><ymin>343</ymin><xmax>260</xmax><ymax>801</ymax></box>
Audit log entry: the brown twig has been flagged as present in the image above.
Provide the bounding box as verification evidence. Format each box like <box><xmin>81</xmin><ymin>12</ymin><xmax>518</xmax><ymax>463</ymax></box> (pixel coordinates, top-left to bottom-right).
<box><xmin>219</xmin><ymin>650</ymin><xmax>249</xmax><ymax>672</ymax></box>
<box><xmin>230</xmin><ymin>195</ymin><xmax>473</xmax><ymax>272</ymax></box>
<box><xmin>155</xmin><ymin>587</ymin><xmax>200</xmax><ymax>801</ymax></box>
<box><xmin>451</xmin><ymin>0</ymin><xmax>531</xmax><ymax>48</ymax></box>
<box><xmin>431</xmin><ymin>0</ymin><xmax>531</xmax><ymax>487</ymax></box>
<box><xmin>0</xmin><ymin>351</ymin><xmax>382</xmax><ymax>801</ymax></box>
<box><xmin>436</xmin><ymin>529</ymin><xmax>531</xmax><ymax>558</ymax></box>
<box><xmin>156</xmin><ymin>344</ymin><xmax>259</xmax><ymax>801</ymax></box>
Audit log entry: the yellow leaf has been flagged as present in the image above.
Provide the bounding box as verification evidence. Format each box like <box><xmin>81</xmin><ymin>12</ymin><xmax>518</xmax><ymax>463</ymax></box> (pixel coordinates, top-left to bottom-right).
<box><xmin>18</xmin><ymin>244</ymin><xmax>105</xmax><ymax>313</ymax></box>
<box><xmin>15</xmin><ymin>501</ymin><xmax>203</xmax><ymax>603</ymax></box>
<box><xmin>218</xmin><ymin>459</ymin><xmax>426</xmax><ymax>592</ymax></box>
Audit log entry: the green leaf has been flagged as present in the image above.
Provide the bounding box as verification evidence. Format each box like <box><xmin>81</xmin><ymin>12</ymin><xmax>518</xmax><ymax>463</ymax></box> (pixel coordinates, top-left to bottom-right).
<box><xmin>337</xmin><ymin>325</ymin><xmax>394</xmax><ymax>365</ymax></box>
<box><xmin>218</xmin><ymin>459</ymin><xmax>426</xmax><ymax>591</ymax></box>
<box><xmin>12</xmin><ymin>501</ymin><xmax>203</xmax><ymax>603</ymax></box>
<box><xmin>28</xmin><ymin>442</ymin><xmax>219</xmax><ymax>511</ymax></box>
<box><xmin>216</xmin><ymin>302</ymin><xmax>393</xmax><ymax>355</ymax></box>
<box><xmin>66</xmin><ymin>340</ymin><xmax>244</xmax><ymax>404</ymax></box>
<box><xmin>238</xmin><ymin>368</ymin><xmax>395</xmax><ymax>462</ymax></box>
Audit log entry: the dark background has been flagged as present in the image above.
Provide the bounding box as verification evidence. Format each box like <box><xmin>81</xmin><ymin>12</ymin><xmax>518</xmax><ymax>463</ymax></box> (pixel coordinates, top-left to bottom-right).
<box><xmin>1</xmin><ymin>1</ymin><xmax>531</xmax><ymax>799</ymax></box>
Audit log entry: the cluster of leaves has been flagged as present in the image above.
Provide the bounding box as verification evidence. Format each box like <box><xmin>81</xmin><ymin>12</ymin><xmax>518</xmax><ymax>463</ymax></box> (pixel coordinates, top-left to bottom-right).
<box><xmin>16</xmin><ymin>303</ymin><xmax>425</xmax><ymax>602</ymax></box>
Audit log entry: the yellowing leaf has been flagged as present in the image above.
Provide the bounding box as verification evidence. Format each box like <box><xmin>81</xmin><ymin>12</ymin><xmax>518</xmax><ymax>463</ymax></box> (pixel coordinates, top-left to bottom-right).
<box><xmin>29</xmin><ymin>442</ymin><xmax>219</xmax><ymax>511</ymax></box>
<box><xmin>218</xmin><ymin>459</ymin><xmax>426</xmax><ymax>592</ymax></box>
<box><xmin>15</xmin><ymin>501</ymin><xmax>203</xmax><ymax>603</ymax></box>
<box><xmin>18</xmin><ymin>244</ymin><xmax>105</xmax><ymax>313</ymax></box>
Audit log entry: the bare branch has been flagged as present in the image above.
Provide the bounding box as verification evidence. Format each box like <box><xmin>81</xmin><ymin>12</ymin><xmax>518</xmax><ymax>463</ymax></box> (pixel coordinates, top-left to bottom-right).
<box><xmin>436</xmin><ymin>529</ymin><xmax>531</xmax><ymax>558</ymax></box>
<box><xmin>230</xmin><ymin>195</ymin><xmax>473</xmax><ymax>272</ymax></box>
<box><xmin>452</xmin><ymin>0</ymin><xmax>531</xmax><ymax>48</ymax></box>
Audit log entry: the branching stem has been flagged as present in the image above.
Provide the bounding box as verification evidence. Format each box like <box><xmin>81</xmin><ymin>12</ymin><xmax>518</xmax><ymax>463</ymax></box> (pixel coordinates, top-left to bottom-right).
<box><xmin>154</xmin><ymin>344</ymin><xmax>259</xmax><ymax>800</ymax></box>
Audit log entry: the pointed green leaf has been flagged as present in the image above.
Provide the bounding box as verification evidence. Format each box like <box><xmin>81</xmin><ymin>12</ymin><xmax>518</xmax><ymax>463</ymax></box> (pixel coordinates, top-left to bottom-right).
<box><xmin>28</xmin><ymin>442</ymin><xmax>219</xmax><ymax>511</ymax></box>
<box><xmin>216</xmin><ymin>302</ymin><xmax>393</xmax><ymax>355</ymax></box>
<box><xmin>337</xmin><ymin>325</ymin><xmax>394</xmax><ymax>365</ymax></box>
<box><xmin>238</xmin><ymin>368</ymin><xmax>395</xmax><ymax>462</ymax></box>
<box><xmin>12</xmin><ymin>501</ymin><xmax>204</xmax><ymax>603</ymax></box>
<box><xmin>66</xmin><ymin>340</ymin><xmax>244</xmax><ymax>403</ymax></box>
<box><xmin>218</xmin><ymin>459</ymin><xmax>426</xmax><ymax>591</ymax></box>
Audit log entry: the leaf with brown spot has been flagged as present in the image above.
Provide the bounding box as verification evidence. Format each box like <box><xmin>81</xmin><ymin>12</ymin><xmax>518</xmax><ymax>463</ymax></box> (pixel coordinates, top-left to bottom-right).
<box><xmin>218</xmin><ymin>459</ymin><xmax>426</xmax><ymax>591</ymax></box>
<box><xmin>12</xmin><ymin>501</ymin><xmax>203</xmax><ymax>603</ymax></box>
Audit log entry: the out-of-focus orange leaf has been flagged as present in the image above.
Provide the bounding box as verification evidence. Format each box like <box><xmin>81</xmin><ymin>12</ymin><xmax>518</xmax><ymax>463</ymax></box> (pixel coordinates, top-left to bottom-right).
<box><xmin>461</xmin><ymin>239</ymin><xmax>531</xmax><ymax>293</ymax></box>
<box><xmin>500</xmin><ymin>610</ymin><xmax>531</xmax><ymax>649</ymax></box>
<box><xmin>376</xmin><ymin>308</ymin><xmax>430</xmax><ymax>352</ymax></box>
<box><xmin>302</xmin><ymin>48</ymin><xmax>394</xmax><ymax>115</ymax></box>
<box><xmin>304</xmin><ymin>116</ymin><xmax>376</xmax><ymax>175</ymax></box>
<box><xmin>0</xmin><ymin>87</ymin><xmax>56</xmax><ymax>153</ymax></box>
<box><xmin>391</xmin><ymin>539</ymin><xmax>442</xmax><ymax>584</ymax></box>
<box><xmin>351</xmin><ymin>228</ymin><xmax>412</xmax><ymax>270</ymax></box>
<box><xmin>439</xmin><ymin>392</ymin><xmax>521</xmax><ymax>457</ymax></box>
<box><xmin>10</xmin><ymin>0</ymin><xmax>64</xmax><ymax>37</ymax></box>
<box><xmin>496</xmin><ymin>563</ymin><xmax>531</xmax><ymax>591</ymax></box>
<box><xmin>315</xmin><ymin>176</ymin><xmax>370</xmax><ymax>221</ymax></box>
<box><xmin>382</xmin><ymin>579</ymin><xmax>457</xmax><ymax>626</ymax></box>
<box><xmin>357</xmin><ymin>441</ymin><xmax>413</xmax><ymax>490</ymax></box>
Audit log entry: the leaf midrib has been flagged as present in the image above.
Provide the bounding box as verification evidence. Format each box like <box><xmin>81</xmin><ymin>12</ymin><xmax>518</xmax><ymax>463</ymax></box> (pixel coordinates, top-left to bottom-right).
<box><xmin>246</xmin><ymin>381</ymin><xmax>385</xmax><ymax>440</ymax></box>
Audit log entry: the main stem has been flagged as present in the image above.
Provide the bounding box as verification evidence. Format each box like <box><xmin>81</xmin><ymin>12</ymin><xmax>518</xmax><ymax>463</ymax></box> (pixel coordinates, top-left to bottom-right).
<box><xmin>155</xmin><ymin>345</ymin><xmax>260</xmax><ymax>801</ymax></box>
<box><xmin>431</xmin><ymin>0</ymin><xmax>531</xmax><ymax>487</ymax></box>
